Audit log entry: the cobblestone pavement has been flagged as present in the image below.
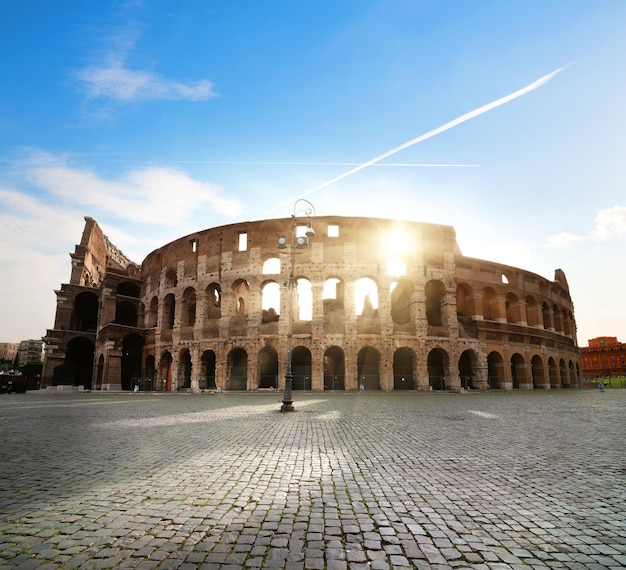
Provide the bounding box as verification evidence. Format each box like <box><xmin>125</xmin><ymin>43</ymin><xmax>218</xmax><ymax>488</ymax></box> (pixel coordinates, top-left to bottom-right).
<box><xmin>0</xmin><ymin>391</ymin><xmax>625</xmax><ymax>570</ymax></box>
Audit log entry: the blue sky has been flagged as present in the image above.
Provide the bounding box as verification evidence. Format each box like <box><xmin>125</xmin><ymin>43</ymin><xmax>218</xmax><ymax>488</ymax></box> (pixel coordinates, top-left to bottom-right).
<box><xmin>1</xmin><ymin>0</ymin><xmax>625</xmax><ymax>345</ymax></box>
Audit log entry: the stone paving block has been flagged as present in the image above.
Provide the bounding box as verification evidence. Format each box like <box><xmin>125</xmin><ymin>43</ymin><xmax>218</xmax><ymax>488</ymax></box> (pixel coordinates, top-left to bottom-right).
<box><xmin>1</xmin><ymin>392</ymin><xmax>626</xmax><ymax>569</ymax></box>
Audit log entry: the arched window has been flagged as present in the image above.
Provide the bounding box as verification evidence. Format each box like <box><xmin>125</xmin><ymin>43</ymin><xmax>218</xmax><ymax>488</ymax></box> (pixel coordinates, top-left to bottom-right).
<box><xmin>390</xmin><ymin>279</ymin><xmax>413</xmax><ymax>325</ymax></box>
<box><xmin>181</xmin><ymin>287</ymin><xmax>196</xmax><ymax>327</ymax></box>
<box><xmin>355</xmin><ymin>277</ymin><xmax>378</xmax><ymax>316</ymax></box>
<box><xmin>505</xmin><ymin>292</ymin><xmax>520</xmax><ymax>324</ymax></box>
<box><xmin>295</xmin><ymin>278</ymin><xmax>313</xmax><ymax>321</ymax></box>
<box><xmin>232</xmin><ymin>280</ymin><xmax>249</xmax><ymax>316</ymax></box>
<box><xmin>164</xmin><ymin>268</ymin><xmax>178</xmax><ymax>288</ymax></box>
<box><xmin>425</xmin><ymin>280</ymin><xmax>446</xmax><ymax>326</ymax></box>
<box><xmin>147</xmin><ymin>296</ymin><xmax>158</xmax><ymax>328</ymax></box>
<box><xmin>323</xmin><ymin>278</ymin><xmax>344</xmax><ymax>312</ymax></box>
<box><xmin>482</xmin><ymin>287</ymin><xmax>498</xmax><ymax>321</ymax></box>
<box><xmin>262</xmin><ymin>281</ymin><xmax>280</xmax><ymax>323</ymax></box>
<box><xmin>206</xmin><ymin>283</ymin><xmax>221</xmax><ymax>319</ymax></box>
<box><xmin>163</xmin><ymin>293</ymin><xmax>176</xmax><ymax>330</ymax></box>
<box><xmin>262</xmin><ymin>257</ymin><xmax>280</xmax><ymax>274</ymax></box>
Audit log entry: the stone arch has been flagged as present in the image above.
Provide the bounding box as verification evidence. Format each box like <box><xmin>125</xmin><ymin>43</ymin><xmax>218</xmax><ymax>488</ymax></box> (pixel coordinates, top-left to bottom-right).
<box><xmin>390</xmin><ymin>279</ymin><xmax>413</xmax><ymax>325</ymax></box>
<box><xmin>295</xmin><ymin>278</ymin><xmax>313</xmax><ymax>321</ymax></box>
<box><xmin>355</xmin><ymin>277</ymin><xmax>378</xmax><ymax>316</ymax></box>
<box><xmin>159</xmin><ymin>351</ymin><xmax>173</xmax><ymax>392</ymax></box>
<box><xmin>181</xmin><ymin>287</ymin><xmax>197</xmax><ymax>327</ymax></box>
<box><xmin>292</xmin><ymin>346</ymin><xmax>312</xmax><ymax>390</ymax></box>
<box><xmin>482</xmin><ymin>287</ymin><xmax>499</xmax><ymax>321</ymax></box>
<box><xmin>505</xmin><ymin>292</ymin><xmax>521</xmax><ymax>324</ymax></box>
<box><xmin>458</xmin><ymin>349</ymin><xmax>478</xmax><ymax>389</ymax></box>
<box><xmin>562</xmin><ymin>310</ymin><xmax>572</xmax><ymax>336</ymax></box>
<box><xmin>525</xmin><ymin>295</ymin><xmax>541</xmax><ymax>327</ymax></box>
<box><xmin>178</xmin><ymin>349</ymin><xmax>192</xmax><ymax>390</ymax></box>
<box><xmin>357</xmin><ymin>346</ymin><xmax>381</xmax><ymax>390</ymax></box>
<box><xmin>559</xmin><ymin>358</ymin><xmax>569</xmax><ymax>388</ymax></box>
<box><xmin>232</xmin><ymin>279</ymin><xmax>249</xmax><ymax>316</ymax></box>
<box><xmin>200</xmin><ymin>350</ymin><xmax>217</xmax><ymax>390</ymax></box>
<box><xmin>569</xmin><ymin>360</ymin><xmax>577</xmax><ymax>388</ymax></box>
<box><xmin>510</xmin><ymin>353</ymin><xmax>527</xmax><ymax>389</ymax></box>
<box><xmin>262</xmin><ymin>257</ymin><xmax>281</xmax><ymax>274</ymax></box>
<box><xmin>456</xmin><ymin>283</ymin><xmax>475</xmax><ymax>318</ymax></box>
<box><xmin>258</xmin><ymin>346</ymin><xmax>278</xmax><ymax>389</ymax></box>
<box><xmin>427</xmin><ymin>348</ymin><xmax>449</xmax><ymax>390</ymax></box>
<box><xmin>122</xmin><ymin>334</ymin><xmax>144</xmax><ymax>391</ymax></box>
<box><xmin>425</xmin><ymin>280</ymin><xmax>446</xmax><ymax>326</ymax></box>
<box><xmin>59</xmin><ymin>336</ymin><xmax>94</xmax><ymax>388</ymax></box>
<box><xmin>324</xmin><ymin>346</ymin><xmax>345</xmax><ymax>390</ymax></box>
<box><xmin>323</xmin><ymin>277</ymin><xmax>344</xmax><ymax>312</ymax></box>
<box><xmin>531</xmin><ymin>355</ymin><xmax>546</xmax><ymax>389</ymax></box>
<box><xmin>117</xmin><ymin>281</ymin><xmax>140</xmax><ymax>298</ymax></box>
<box><xmin>541</xmin><ymin>302</ymin><xmax>553</xmax><ymax>330</ymax></box>
<box><xmin>261</xmin><ymin>281</ymin><xmax>280</xmax><ymax>323</ymax></box>
<box><xmin>162</xmin><ymin>293</ymin><xmax>176</xmax><ymax>330</ymax></box>
<box><xmin>487</xmin><ymin>351</ymin><xmax>505</xmax><ymax>389</ymax></box>
<box><xmin>146</xmin><ymin>296</ymin><xmax>158</xmax><ymax>328</ymax></box>
<box><xmin>205</xmin><ymin>283</ymin><xmax>221</xmax><ymax>319</ymax></box>
<box><xmin>164</xmin><ymin>268</ymin><xmax>177</xmax><ymax>288</ymax></box>
<box><xmin>228</xmin><ymin>348</ymin><xmax>248</xmax><ymax>390</ymax></box>
<box><xmin>548</xmin><ymin>356</ymin><xmax>559</xmax><ymax>388</ymax></box>
<box><xmin>553</xmin><ymin>305</ymin><xmax>563</xmax><ymax>334</ymax></box>
<box><xmin>115</xmin><ymin>300</ymin><xmax>137</xmax><ymax>326</ymax></box>
<box><xmin>393</xmin><ymin>347</ymin><xmax>416</xmax><ymax>390</ymax></box>
<box><xmin>70</xmin><ymin>292</ymin><xmax>99</xmax><ymax>332</ymax></box>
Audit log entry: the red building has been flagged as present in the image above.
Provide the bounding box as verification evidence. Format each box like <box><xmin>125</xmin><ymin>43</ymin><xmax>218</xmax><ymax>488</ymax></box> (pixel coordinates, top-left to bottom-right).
<box><xmin>580</xmin><ymin>337</ymin><xmax>626</xmax><ymax>379</ymax></box>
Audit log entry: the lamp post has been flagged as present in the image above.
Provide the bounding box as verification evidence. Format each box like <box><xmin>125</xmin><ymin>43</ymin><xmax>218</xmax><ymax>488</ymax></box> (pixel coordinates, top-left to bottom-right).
<box><xmin>278</xmin><ymin>199</ymin><xmax>316</xmax><ymax>412</ymax></box>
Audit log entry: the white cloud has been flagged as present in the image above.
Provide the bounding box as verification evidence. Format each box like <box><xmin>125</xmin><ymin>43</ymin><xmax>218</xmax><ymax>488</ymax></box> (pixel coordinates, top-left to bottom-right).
<box><xmin>22</xmin><ymin>153</ymin><xmax>241</xmax><ymax>225</ymax></box>
<box><xmin>591</xmin><ymin>205</ymin><xmax>626</xmax><ymax>239</ymax></box>
<box><xmin>547</xmin><ymin>205</ymin><xmax>626</xmax><ymax>247</ymax></box>
<box><xmin>546</xmin><ymin>232</ymin><xmax>584</xmax><ymax>247</ymax></box>
<box><xmin>76</xmin><ymin>65</ymin><xmax>216</xmax><ymax>102</ymax></box>
<box><xmin>74</xmin><ymin>12</ymin><xmax>216</xmax><ymax>104</ymax></box>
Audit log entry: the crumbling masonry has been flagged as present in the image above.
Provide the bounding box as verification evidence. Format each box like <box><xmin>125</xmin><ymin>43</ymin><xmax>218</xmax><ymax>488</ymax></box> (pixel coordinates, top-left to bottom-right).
<box><xmin>42</xmin><ymin>216</ymin><xmax>581</xmax><ymax>392</ymax></box>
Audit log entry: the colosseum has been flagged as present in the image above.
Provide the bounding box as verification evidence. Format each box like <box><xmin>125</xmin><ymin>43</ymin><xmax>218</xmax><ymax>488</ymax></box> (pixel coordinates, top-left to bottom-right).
<box><xmin>42</xmin><ymin>212</ymin><xmax>581</xmax><ymax>394</ymax></box>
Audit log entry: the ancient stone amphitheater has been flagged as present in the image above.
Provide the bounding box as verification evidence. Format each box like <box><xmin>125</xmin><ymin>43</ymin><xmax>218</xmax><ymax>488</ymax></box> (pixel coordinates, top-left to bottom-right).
<box><xmin>42</xmin><ymin>215</ymin><xmax>581</xmax><ymax>392</ymax></box>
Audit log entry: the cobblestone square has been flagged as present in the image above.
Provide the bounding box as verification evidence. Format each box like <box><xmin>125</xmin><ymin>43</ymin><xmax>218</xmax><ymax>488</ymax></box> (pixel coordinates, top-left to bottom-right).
<box><xmin>0</xmin><ymin>391</ymin><xmax>624</xmax><ymax>569</ymax></box>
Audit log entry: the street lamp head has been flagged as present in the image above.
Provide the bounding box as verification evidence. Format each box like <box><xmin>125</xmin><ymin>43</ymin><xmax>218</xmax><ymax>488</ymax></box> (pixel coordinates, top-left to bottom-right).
<box><xmin>305</xmin><ymin>217</ymin><xmax>315</xmax><ymax>237</ymax></box>
<box><xmin>277</xmin><ymin>236</ymin><xmax>288</xmax><ymax>249</ymax></box>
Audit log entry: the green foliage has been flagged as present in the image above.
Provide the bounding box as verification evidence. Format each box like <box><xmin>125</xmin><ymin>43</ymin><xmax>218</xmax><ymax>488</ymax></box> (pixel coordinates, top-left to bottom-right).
<box><xmin>18</xmin><ymin>360</ymin><xmax>43</xmax><ymax>378</ymax></box>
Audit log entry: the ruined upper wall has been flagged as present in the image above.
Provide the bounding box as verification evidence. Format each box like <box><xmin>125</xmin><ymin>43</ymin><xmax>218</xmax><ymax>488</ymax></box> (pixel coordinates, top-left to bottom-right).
<box><xmin>69</xmin><ymin>217</ymin><xmax>140</xmax><ymax>288</ymax></box>
<box><xmin>140</xmin><ymin>216</ymin><xmax>461</xmax><ymax>287</ymax></box>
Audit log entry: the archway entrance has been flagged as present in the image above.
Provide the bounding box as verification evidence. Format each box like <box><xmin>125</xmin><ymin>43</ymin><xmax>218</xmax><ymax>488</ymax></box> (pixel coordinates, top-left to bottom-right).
<box><xmin>427</xmin><ymin>348</ymin><xmax>448</xmax><ymax>390</ymax></box>
<box><xmin>487</xmin><ymin>352</ymin><xmax>504</xmax><ymax>389</ymax></box>
<box><xmin>393</xmin><ymin>348</ymin><xmax>415</xmax><ymax>390</ymax></box>
<box><xmin>258</xmin><ymin>346</ymin><xmax>278</xmax><ymax>389</ymax></box>
<box><xmin>357</xmin><ymin>347</ymin><xmax>380</xmax><ymax>390</ymax></box>
<box><xmin>228</xmin><ymin>348</ymin><xmax>248</xmax><ymax>390</ymax></box>
<box><xmin>201</xmin><ymin>350</ymin><xmax>216</xmax><ymax>389</ymax></box>
<box><xmin>458</xmin><ymin>350</ymin><xmax>476</xmax><ymax>389</ymax></box>
<box><xmin>324</xmin><ymin>346</ymin><xmax>345</xmax><ymax>390</ymax></box>
<box><xmin>122</xmin><ymin>334</ymin><xmax>144</xmax><ymax>391</ymax></box>
<box><xmin>57</xmin><ymin>337</ymin><xmax>94</xmax><ymax>389</ymax></box>
<box><xmin>292</xmin><ymin>346</ymin><xmax>312</xmax><ymax>390</ymax></box>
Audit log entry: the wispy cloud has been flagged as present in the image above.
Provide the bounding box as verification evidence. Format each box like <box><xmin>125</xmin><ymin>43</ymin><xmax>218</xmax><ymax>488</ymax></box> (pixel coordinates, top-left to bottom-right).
<box><xmin>21</xmin><ymin>152</ymin><xmax>241</xmax><ymax>224</ymax></box>
<box><xmin>77</xmin><ymin>65</ymin><xmax>215</xmax><ymax>102</ymax></box>
<box><xmin>74</xmin><ymin>12</ymin><xmax>216</xmax><ymax>104</ymax></box>
<box><xmin>547</xmin><ymin>205</ymin><xmax>626</xmax><ymax>247</ymax></box>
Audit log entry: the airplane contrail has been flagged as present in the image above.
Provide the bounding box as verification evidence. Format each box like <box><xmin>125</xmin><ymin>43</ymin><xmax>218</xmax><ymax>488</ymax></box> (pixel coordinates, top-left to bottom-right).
<box><xmin>275</xmin><ymin>64</ymin><xmax>570</xmax><ymax>210</ymax></box>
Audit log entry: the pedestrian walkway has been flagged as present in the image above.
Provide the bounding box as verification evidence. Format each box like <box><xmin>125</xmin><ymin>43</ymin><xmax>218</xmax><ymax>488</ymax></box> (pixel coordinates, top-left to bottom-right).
<box><xmin>0</xmin><ymin>391</ymin><xmax>625</xmax><ymax>569</ymax></box>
